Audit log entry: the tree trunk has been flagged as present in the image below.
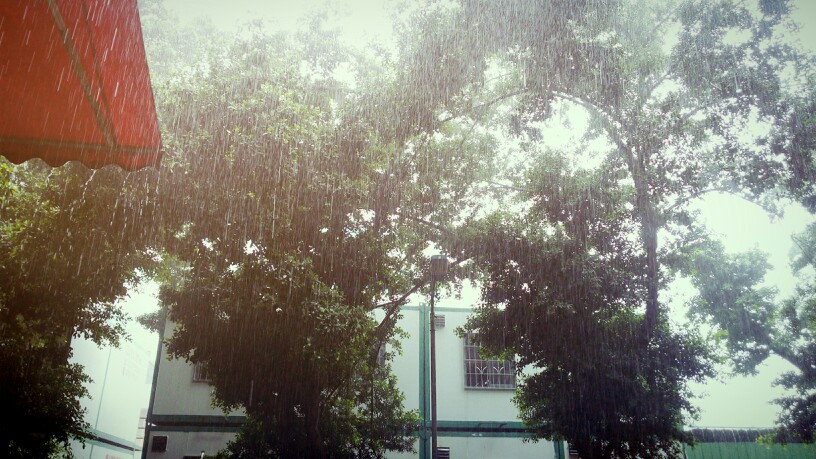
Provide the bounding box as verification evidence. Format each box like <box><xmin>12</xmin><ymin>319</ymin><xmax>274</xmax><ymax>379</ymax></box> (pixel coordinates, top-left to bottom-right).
<box><xmin>304</xmin><ymin>391</ymin><xmax>327</xmax><ymax>459</ymax></box>
<box><xmin>628</xmin><ymin>147</ymin><xmax>660</xmax><ymax>341</ymax></box>
<box><xmin>641</xmin><ymin>198</ymin><xmax>659</xmax><ymax>339</ymax></box>
<box><xmin>575</xmin><ymin>437</ymin><xmax>606</xmax><ymax>459</ymax></box>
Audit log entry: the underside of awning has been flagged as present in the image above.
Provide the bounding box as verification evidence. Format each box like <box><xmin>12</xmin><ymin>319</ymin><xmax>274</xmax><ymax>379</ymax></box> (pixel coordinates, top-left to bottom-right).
<box><xmin>0</xmin><ymin>0</ymin><xmax>161</xmax><ymax>170</ymax></box>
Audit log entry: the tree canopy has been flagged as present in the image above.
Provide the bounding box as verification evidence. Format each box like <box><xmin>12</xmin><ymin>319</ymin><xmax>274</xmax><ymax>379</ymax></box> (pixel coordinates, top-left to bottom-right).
<box><xmin>400</xmin><ymin>0</ymin><xmax>816</xmax><ymax>456</ymax></box>
<box><xmin>2</xmin><ymin>0</ymin><xmax>815</xmax><ymax>457</ymax></box>
<box><xmin>141</xmin><ymin>13</ymin><xmax>464</xmax><ymax>456</ymax></box>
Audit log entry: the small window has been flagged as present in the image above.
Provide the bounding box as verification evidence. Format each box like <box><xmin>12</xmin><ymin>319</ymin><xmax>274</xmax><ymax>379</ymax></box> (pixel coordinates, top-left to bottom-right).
<box><xmin>464</xmin><ymin>332</ymin><xmax>516</xmax><ymax>389</ymax></box>
<box><xmin>192</xmin><ymin>362</ymin><xmax>210</xmax><ymax>382</ymax></box>
<box><xmin>151</xmin><ymin>435</ymin><xmax>168</xmax><ymax>452</ymax></box>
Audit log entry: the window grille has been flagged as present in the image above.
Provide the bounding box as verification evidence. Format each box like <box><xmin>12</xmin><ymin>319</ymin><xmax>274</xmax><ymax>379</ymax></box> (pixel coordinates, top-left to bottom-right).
<box><xmin>192</xmin><ymin>362</ymin><xmax>210</xmax><ymax>382</ymax></box>
<box><xmin>463</xmin><ymin>332</ymin><xmax>516</xmax><ymax>389</ymax></box>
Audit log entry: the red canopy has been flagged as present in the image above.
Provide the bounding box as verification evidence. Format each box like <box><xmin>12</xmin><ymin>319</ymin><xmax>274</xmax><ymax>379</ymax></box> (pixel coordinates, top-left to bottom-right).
<box><xmin>0</xmin><ymin>0</ymin><xmax>161</xmax><ymax>170</ymax></box>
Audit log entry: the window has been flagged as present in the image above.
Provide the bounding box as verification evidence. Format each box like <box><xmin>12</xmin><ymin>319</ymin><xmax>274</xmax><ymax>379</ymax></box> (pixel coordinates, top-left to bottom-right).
<box><xmin>464</xmin><ymin>332</ymin><xmax>516</xmax><ymax>389</ymax></box>
<box><xmin>150</xmin><ymin>435</ymin><xmax>168</xmax><ymax>452</ymax></box>
<box><xmin>192</xmin><ymin>362</ymin><xmax>210</xmax><ymax>382</ymax></box>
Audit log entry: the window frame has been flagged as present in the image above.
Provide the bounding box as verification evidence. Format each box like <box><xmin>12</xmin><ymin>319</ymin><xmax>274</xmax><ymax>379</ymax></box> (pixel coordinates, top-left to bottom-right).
<box><xmin>150</xmin><ymin>434</ymin><xmax>168</xmax><ymax>452</ymax></box>
<box><xmin>463</xmin><ymin>332</ymin><xmax>516</xmax><ymax>390</ymax></box>
<box><xmin>192</xmin><ymin>362</ymin><xmax>210</xmax><ymax>383</ymax></box>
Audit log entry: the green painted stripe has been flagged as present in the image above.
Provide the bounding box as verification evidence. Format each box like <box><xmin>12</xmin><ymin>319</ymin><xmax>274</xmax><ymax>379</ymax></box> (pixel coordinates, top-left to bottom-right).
<box><xmin>432</xmin><ymin>430</ymin><xmax>530</xmax><ymax>438</ymax></box>
<box><xmin>418</xmin><ymin>303</ymin><xmax>430</xmax><ymax>459</ymax></box>
<box><xmin>402</xmin><ymin>304</ymin><xmax>476</xmax><ymax>314</ymax></box>
<box><xmin>149</xmin><ymin>414</ymin><xmax>246</xmax><ymax>433</ymax></box>
<box><xmin>82</xmin><ymin>437</ymin><xmax>135</xmax><ymax>454</ymax></box>
<box><xmin>87</xmin><ymin>427</ymin><xmax>139</xmax><ymax>450</ymax></box>
<box><xmin>411</xmin><ymin>420</ymin><xmax>534</xmax><ymax>439</ymax></box>
<box><xmin>554</xmin><ymin>440</ymin><xmax>566</xmax><ymax>459</ymax></box>
<box><xmin>436</xmin><ymin>420</ymin><xmax>528</xmax><ymax>429</ymax></box>
<box><xmin>435</xmin><ymin>420</ymin><xmax>531</xmax><ymax>438</ymax></box>
<box><xmin>150</xmin><ymin>424</ymin><xmax>242</xmax><ymax>433</ymax></box>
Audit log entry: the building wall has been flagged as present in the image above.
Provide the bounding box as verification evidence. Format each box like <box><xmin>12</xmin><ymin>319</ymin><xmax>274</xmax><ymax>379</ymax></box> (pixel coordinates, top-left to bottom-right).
<box><xmin>70</xmin><ymin>336</ymin><xmax>155</xmax><ymax>458</ymax></box>
<box><xmin>144</xmin><ymin>319</ymin><xmax>242</xmax><ymax>458</ymax></box>
<box><xmin>145</xmin><ymin>306</ymin><xmax>559</xmax><ymax>459</ymax></box>
<box><xmin>394</xmin><ymin>304</ymin><xmax>558</xmax><ymax>459</ymax></box>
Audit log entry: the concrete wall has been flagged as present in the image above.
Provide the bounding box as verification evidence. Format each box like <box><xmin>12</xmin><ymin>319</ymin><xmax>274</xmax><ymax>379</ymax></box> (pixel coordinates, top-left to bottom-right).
<box><xmin>392</xmin><ymin>305</ymin><xmax>556</xmax><ymax>459</ymax></box>
<box><xmin>145</xmin><ymin>306</ymin><xmax>557</xmax><ymax>459</ymax></box>
<box><xmin>69</xmin><ymin>337</ymin><xmax>155</xmax><ymax>458</ymax></box>
<box><xmin>145</xmin><ymin>320</ymin><xmax>242</xmax><ymax>458</ymax></box>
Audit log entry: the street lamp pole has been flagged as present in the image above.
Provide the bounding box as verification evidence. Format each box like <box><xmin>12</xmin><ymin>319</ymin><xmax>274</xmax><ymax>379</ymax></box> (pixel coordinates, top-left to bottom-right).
<box><xmin>429</xmin><ymin>254</ymin><xmax>448</xmax><ymax>459</ymax></box>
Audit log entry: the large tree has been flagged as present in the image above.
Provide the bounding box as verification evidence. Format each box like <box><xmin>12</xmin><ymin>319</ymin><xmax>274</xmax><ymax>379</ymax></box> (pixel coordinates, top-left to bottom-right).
<box><xmin>143</xmin><ymin>15</ymin><xmax>483</xmax><ymax>456</ymax></box>
<box><xmin>398</xmin><ymin>0</ymin><xmax>812</xmax><ymax>456</ymax></box>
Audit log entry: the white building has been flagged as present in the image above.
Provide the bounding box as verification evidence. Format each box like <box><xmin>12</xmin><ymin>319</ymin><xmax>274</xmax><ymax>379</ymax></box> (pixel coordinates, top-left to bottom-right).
<box><xmin>69</xmin><ymin>337</ymin><xmax>155</xmax><ymax>459</ymax></box>
<box><xmin>143</xmin><ymin>304</ymin><xmax>565</xmax><ymax>459</ymax></box>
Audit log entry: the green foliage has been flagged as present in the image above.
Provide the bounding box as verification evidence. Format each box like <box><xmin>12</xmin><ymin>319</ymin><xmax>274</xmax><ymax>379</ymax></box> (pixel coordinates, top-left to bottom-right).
<box><xmin>144</xmin><ymin>17</ymin><xmax>441</xmax><ymax>457</ymax></box>
<box><xmin>0</xmin><ymin>340</ymin><xmax>91</xmax><ymax>458</ymax></box>
<box><xmin>402</xmin><ymin>0</ymin><xmax>814</xmax><ymax>455</ymax></box>
<box><xmin>682</xmin><ymin>240</ymin><xmax>779</xmax><ymax>373</ymax></box>
<box><xmin>453</xmin><ymin>156</ymin><xmax>714</xmax><ymax>458</ymax></box>
<box><xmin>683</xmin><ymin>224</ymin><xmax>816</xmax><ymax>443</ymax></box>
<box><xmin>0</xmin><ymin>0</ymin><xmax>809</xmax><ymax>456</ymax></box>
<box><xmin>0</xmin><ymin>157</ymin><xmax>155</xmax><ymax>455</ymax></box>
<box><xmin>219</xmin><ymin>362</ymin><xmax>417</xmax><ymax>458</ymax></box>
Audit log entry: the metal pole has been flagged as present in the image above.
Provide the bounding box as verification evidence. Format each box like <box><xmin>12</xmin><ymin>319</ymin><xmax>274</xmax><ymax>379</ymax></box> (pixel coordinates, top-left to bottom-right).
<box><xmin>428</xmin><ymin>255</ymin><xmax>448</xmax><ymax>459</ymax></box>
<box><xmin>90</xmin><ymin>346</ymin><xmax>114</xmax><ymax>457</ymax></box>
<box><xmin>430</xmin><ymin>275</ymin><xmax>438</xmax><ymax>459</ymax></box>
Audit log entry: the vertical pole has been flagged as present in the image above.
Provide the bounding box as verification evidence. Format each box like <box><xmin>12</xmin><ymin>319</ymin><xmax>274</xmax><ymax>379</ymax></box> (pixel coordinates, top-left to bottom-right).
<box><xmin>142</xmin><ymin>311</ymin><xmax>166</xmax><ymax>459</ymax></box>
<box><xmin>418</xmin><ymin>304</ymin><xmax>429</xmax><ymax>459</ymax></box>
<box><xmin>430</xmin><ymin>277</ymin><xmax>438</xmax><ymax>459</ymax></box>
<box><xmin>90</xmin><ymin>346</ymin><xmax>114</xmax><ymax>457</ymax></box>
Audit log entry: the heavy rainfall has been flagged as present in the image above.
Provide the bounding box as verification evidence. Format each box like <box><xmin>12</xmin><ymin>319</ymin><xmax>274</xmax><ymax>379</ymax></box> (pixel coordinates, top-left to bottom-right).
<box><xmin>1</xmin><ymin>0</ymin><xmax>816</xmax><ymax>458</ymax></box>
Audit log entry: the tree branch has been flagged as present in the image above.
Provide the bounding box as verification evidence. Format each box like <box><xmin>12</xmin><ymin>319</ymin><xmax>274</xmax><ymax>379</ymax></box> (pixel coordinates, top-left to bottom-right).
<box><xmin>552</xmin><ymin>91</ymin><xmax>629</xmax><ymax>154</ymax></box>
<box><xmin>371</xmin><ymin>257</ymin><xmax>471</xmax><ymax>343</ymax></box>
<box><xmin>397</xmin><ymin>212</ymin><xmax>452</xmax><ymax>234</ymax></box>
<box><xmin>439</xmin><ymin>88</ymin><xmax>527</xmax><ymax>125</ymax></box>
<box><xmin>664</xmin><ymin>186</ymin><xmax>738</xmax><ymax>214</ymax></box>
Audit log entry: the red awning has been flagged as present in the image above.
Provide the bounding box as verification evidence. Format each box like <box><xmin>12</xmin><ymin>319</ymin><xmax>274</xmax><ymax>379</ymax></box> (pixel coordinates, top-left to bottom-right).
<box><xmin>0</xmin><ymin>0</ymin><xmax>161</xmax><ymax>170</ymax></box>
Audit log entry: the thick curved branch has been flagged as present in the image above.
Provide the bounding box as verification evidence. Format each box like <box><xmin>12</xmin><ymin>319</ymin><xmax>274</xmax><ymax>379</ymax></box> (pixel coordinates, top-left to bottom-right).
<box><xmin>372</xmin><ymin>257</ymin><xmax>471</xmax><ymax>343</ymax></box>
<box><xmin>439</xmin><ymin>88</ymin><xmax>527</xmax><ymax>125</ymax></box>
<box><xmin>664</xmin><ymin>186</ymin><xmax>738</xmax><ymax>214</ymax></box>
<box><xmin>552</xmin><ymin>91</ymin><xmax>629</xmax><ymax>154</ymax></box>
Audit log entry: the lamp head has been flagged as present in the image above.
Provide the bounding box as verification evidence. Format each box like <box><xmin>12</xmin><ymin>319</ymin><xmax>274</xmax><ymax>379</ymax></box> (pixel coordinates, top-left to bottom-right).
<box><xmin>430</xmin><ymin>255</ymin><xmax>449</xmax><ymax>279</ymax></box>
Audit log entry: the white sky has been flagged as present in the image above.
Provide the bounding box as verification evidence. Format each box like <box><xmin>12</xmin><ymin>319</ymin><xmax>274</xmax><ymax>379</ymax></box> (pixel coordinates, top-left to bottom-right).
<box><xmin>687</xmin><ymin>196</ymin><xmax>812</xmax><ymax>427</ymax></box>
<box><xmin>125</xmin><ymin>0</ymin><xmax>816</xmax><ymax>429</ymax></box>
<box><xmin>166</xmin><ymin>0</ymin><xmax>397</xmax><ymax>49</ymax></box>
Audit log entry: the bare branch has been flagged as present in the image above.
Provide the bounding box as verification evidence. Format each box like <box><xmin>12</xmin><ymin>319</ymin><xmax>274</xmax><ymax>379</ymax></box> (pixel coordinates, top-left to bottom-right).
<box><xmin>664</xmin><ymin>186</ymin><xmax>737</xmax><ymax>214</ymax></box>
<box><xmin>439</xmin><ymin>88</ymin><xmax>527</xmax><ymax>125</ymax></box>
<box><xmin>552</xmin><ymin>91</ymin><xmax>629</xmax><ymax>154</ymax></box>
